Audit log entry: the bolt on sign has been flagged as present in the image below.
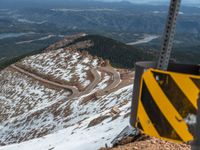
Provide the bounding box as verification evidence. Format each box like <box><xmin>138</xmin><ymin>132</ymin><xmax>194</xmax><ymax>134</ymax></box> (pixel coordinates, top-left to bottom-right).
<box><xmin>136</xmin><ymin>69</ymin><xmax>200</xmax><ymax>143</ymax></box>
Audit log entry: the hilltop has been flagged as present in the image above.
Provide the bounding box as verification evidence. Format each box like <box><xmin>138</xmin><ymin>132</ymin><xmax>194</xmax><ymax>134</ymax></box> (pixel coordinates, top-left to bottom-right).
<box><xmin>66</xmin><ymin>35</ymin><xmax>156</xmax><ymax>69</ymax></box>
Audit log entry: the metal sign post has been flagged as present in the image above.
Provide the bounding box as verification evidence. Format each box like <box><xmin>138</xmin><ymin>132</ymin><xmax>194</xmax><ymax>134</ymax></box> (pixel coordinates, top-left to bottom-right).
<box><xmin>157</xmin><ymin>0</ymin><xmax>181</xmax><ymax>70</ymax></box>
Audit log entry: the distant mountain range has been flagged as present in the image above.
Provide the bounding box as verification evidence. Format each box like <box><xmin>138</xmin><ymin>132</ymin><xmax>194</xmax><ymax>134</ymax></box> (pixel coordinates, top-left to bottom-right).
<box><xmin>88</xmin><ymin>0</ymin><xmax>200</xmax><ymax>7</ymax></box>
<box><xmin>0</xmin><ymin>0</ymin><xmax>200</xmax><ymax>68</ymax></box>
<box><xmin>1</xmin><ymin>0</ymin><xmax>200</xmax><ymax>8</ymax></box>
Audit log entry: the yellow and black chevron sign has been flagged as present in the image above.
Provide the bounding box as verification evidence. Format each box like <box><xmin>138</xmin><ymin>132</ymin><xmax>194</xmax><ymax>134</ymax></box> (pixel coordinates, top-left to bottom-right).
<box><xmin>136</xmin><ymin>68</ymin><xmax>200</xmax><ymax>143</ymax></box>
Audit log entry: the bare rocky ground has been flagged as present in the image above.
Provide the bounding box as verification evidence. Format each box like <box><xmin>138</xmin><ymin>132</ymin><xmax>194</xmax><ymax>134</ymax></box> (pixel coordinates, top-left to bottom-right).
<box><xmin>100</xmin><ymin>135</ymin><xmax>191</xmax><ymax>150</ymax></box>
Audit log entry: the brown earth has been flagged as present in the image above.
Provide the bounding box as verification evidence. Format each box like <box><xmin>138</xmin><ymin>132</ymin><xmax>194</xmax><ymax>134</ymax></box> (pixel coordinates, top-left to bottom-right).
<box><xmin>100</xmin><ymin>135</ymin><xmax>191</xmax><ymax>150</ymax></box>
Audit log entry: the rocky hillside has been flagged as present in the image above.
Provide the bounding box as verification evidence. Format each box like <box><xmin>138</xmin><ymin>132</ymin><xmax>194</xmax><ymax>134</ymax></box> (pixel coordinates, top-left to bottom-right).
<box><xmin>0</xmin><ymin>33</ymin><xmax>134</xmax><ymax>150</ymax></box>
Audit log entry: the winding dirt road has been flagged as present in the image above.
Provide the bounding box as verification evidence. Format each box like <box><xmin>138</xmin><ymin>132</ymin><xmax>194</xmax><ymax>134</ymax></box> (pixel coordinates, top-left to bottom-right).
<box><xmin>10</xmin><ymin>65</ymin><xmax>79</xmax><ymax>98</ymax></box>
<box><xmin>79</xmin><ymin>69</ymin><xmax>101</xmax><ymax>96</ymax></box>
<box><xmin>10</xmin><ymin>64</ymin><xmax>124</xmax><ymax>100</ymax></box>
<box><xmin>99</xmin><ymin>67</ymin><xmax>121</xmax><ymax>92</ymax></box>
<box><xmin>95</xmin><ymin>66</ymin><xmax>121</xmax><ymax>96</ymax></box>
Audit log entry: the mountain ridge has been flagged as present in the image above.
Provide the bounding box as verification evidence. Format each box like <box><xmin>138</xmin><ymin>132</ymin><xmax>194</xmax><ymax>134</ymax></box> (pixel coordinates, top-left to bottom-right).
<box><xmin>0</xmin><ymin>33</ymin><xmax>134</xmax><ymax>149</ymax></box>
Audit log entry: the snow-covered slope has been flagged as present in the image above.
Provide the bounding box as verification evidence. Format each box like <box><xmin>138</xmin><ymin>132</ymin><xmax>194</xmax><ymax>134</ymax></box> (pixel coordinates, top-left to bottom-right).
<box><xmin>19</xmin><ymin>48</ymin><xmax>99</xmax><ymax>89</ymax></box>
<box><xmin>1</xmin><ymin>85</ymin><xmax>132</xmax><ymax>150</ymax></box>
<box><xmin>0</xmin><ymin>35</ymin><xmax>134</xmax><ymax>150</ymax></box>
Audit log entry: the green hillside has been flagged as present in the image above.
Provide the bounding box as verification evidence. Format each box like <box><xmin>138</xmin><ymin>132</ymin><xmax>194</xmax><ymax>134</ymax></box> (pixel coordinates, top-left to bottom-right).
<box><xmin>68</xmin><ymin>35</ymin><xmax>156</xmax><ymax>69</ymax></box>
